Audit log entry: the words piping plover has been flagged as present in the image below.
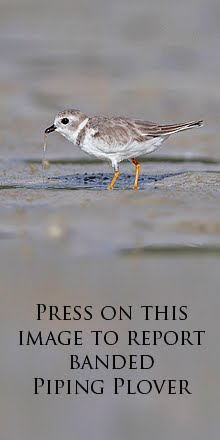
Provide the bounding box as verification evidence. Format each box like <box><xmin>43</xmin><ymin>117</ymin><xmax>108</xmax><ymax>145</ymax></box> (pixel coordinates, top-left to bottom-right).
<box><xmin>45</xmin><ymin>109</ymin><xmax>203</xmax><ymax>190</ymax></box>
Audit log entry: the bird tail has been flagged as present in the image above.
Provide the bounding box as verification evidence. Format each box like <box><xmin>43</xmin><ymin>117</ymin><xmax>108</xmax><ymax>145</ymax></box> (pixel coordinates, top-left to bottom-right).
<box><xmin>160</xmin><ymin>120</ymin><xmax>204</xmax><ymax>135</ymax></box>
<box><xmin>185</xmin><ymin>120</ymin><xmax>204</xmax><ymax>129</ymax></box>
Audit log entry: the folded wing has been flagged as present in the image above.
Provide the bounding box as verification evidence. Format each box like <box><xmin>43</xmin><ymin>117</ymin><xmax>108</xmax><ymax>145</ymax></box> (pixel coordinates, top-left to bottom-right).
<box><xmin>86</xmin><ymin>116</ymin><xmax>203</xmax><ymax>152</ymax></box>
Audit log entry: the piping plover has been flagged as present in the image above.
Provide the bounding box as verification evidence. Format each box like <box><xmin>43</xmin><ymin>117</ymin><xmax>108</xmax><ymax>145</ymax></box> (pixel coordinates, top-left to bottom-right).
<box><xmin>45</xmin><ymin>109</ymin><xmax>203</xmax><ymax>190</ymax></box>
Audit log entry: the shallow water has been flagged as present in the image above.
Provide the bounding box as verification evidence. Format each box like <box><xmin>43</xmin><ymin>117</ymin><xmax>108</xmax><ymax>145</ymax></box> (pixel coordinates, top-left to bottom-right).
<box><xmin>0</xmin><ymin>158</ymin><xmax>220</xmax><ymax>256</ymax></box>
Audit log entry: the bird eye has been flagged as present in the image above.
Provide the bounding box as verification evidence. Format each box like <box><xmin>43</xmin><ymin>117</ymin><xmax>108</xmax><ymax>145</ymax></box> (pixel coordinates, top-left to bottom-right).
<box><xmin>61</xmin><ymin>118</ymin><xmax>69</xmax><ymax>125</ymax></box>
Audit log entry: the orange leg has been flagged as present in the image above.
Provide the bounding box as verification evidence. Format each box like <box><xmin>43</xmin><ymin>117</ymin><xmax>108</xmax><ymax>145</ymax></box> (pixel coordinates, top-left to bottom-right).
<box><xmin>108</xmin><ymin>170</ymin><xmax>119</xmax><ymax>190</ymax></box>
<box><xmin>132</xmin><ymin>158</ymin><xmax>140</xmax><ymax>190</ymax></box>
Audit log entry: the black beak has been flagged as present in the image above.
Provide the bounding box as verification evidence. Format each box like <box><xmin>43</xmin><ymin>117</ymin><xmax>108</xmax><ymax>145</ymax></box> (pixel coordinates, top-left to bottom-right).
<box><xmin>45</xmin><ymin>124</ymin><xmax>56</xmax><ymax>134</ymax></box>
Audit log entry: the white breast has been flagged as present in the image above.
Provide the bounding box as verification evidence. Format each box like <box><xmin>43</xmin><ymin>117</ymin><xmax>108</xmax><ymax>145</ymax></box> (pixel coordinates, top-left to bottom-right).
<box><xmin>80</xmin><ymin>129</ymin><xmax>112</xmax><ymax>160</ymax></box>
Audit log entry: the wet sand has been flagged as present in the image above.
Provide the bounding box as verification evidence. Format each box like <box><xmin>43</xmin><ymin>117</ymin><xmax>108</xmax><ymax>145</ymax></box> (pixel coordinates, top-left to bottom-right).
<box><xmin>0</xmin><ymin>159</ymin><xmax>220</xmax><ymax>255</ymax></box>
